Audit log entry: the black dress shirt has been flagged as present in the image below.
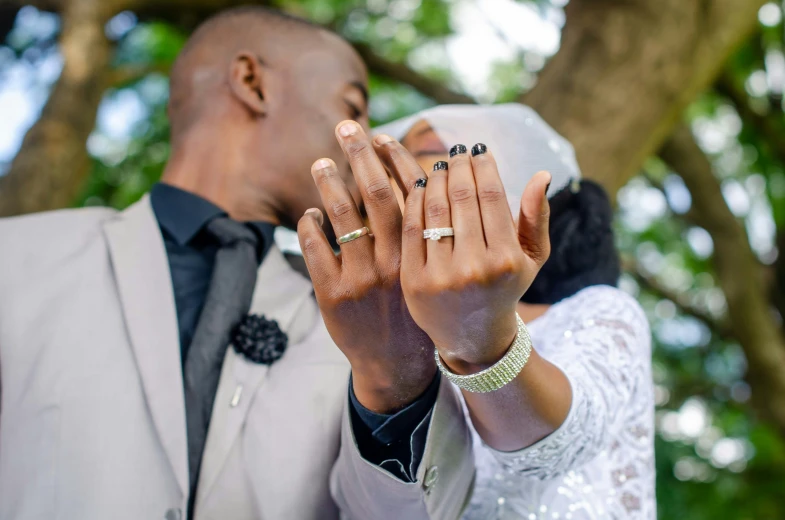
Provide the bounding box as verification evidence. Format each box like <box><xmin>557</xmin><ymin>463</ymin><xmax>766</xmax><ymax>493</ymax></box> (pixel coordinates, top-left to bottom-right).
<box><xmin>150</xmin><ymin>183</ymin><xmax>275</xmax><ymax>363</ymax></box>
<box><xmin>149</xmin><ymin>182</ymin><xmax>437</xmax><ymax>483</ymax></box>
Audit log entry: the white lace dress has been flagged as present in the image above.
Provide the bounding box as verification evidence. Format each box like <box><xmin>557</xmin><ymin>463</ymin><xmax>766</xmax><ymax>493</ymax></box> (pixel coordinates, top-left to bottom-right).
<box><xmin>461</xmin><ymin>285</ymin><xmax>656</xmax><ymax>519</ymax></box>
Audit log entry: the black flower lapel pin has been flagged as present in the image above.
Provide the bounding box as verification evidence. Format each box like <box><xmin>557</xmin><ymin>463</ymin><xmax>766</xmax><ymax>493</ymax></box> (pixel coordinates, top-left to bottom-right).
<box><xmin>231</xmin><ymin>314</ymin><xmax>289</xmax><ymax>365</ymax></box>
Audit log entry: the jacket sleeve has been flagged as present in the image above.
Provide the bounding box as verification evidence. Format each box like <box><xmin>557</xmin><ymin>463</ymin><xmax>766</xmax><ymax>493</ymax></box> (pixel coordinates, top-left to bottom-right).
<box><xmin>476</xmin><ymin>286</ymin><xmax>652</xmax><ymax>481</ymax></box>
<box><xmin>330</xmin><ymin>376</ymin><xmax>475</xmax><ymax>520</ymax></box>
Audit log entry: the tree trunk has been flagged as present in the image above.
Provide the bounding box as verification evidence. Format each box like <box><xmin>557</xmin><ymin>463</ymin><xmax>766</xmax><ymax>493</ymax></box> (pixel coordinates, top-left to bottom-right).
<box><xmin>660</xmin><ymin>125</ymin><xmax>785</xmax><ymax>436</ymax></box>
<box><xmin>524</xmin><ymin>0</ymin><xmax>766</xmax><ymax>196</ymax></box>
<box><xmin>0</xmin><ymin>0</ymin><xmax>112</xmax><ymax>217</ymax></box>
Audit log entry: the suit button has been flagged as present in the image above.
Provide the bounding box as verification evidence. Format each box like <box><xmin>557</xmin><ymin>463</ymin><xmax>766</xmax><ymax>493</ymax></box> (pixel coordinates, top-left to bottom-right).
<box><xmin>165</xmin><ymin>508</ymin><xmax>182</xmax><ymax>520</ymax></box>
<box><xmin>423</xmin><ymin>466</ymin><xmax>439</xmax><ymax>494</ymax></box>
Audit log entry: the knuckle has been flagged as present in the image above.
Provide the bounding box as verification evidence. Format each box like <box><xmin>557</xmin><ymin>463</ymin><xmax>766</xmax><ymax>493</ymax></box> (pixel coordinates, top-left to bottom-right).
<box><xmin>378</xmin><ymin>270</ymin><xmax>401</xmax><ymax>291</ymax></box>
<box><xmin>449</xmin><ymin>186</ymin><xmax>477</xmax><ymax>206</ymax></box>
<box><xmin>343</xmin><ymin>138</ymin><xmax>371</xmax><ymax>158</ymax></box>
<box><xmin>328</xmin><ymin>285</ymin><xmax>355</xmax><ymax>304</ymax></box>
<box><xmin>313</xmin><ymin>167</ymin><xmax>337</xmax><ymax>185</ymax></box>
<box><xmin>425</xmin><ymin>200</ymin><xmax>450</xmax><ymax>221</ymax></box>
<box><xmin>425</xmin><ymin>274</ymin><xmax>450</xmax><ymax>294</ymax></box>
<box><xmin>330</xmin><ymin>200</ymin><xmax>356</xmax><ymax>221</ymax></box>
<box><xmin>491</xmin><ymin>254</ymin><xmax>521</xmax><ymax>276</ymax></box>
<box><xmin>300</xmin><ymin>236</ymin><xmax>322</xmax><ymax>256</ymax></box>
<box><xmin>477</xmin><ymin>184</ymin><xmax>506</xmax><ymax>204</ymax></box>
<box><xmin>456</xmin><ymin>264</ymin><xmax>485</xmax><ymax>286</ymax></box>
<box><xmin>364</xmin><ymin>179</ymin><xmax>395</xmax><ymax>203</ymax></box>
<box><xmin>403</xmin><ymin>219</ymin><xmax>422</xmax><ymax>239</ymax></box>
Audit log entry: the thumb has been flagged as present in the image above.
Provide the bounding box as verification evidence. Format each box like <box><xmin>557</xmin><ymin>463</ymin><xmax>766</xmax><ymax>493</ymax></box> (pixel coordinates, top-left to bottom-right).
<box><xmin>517</xmin><ymin>170</ymin><xmax>551</xmax><ymax>267</ymax></box>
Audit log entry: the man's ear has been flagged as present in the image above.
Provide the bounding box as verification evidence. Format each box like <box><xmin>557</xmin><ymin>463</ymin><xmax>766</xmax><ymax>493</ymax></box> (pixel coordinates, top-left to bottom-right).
<box><xmin>228</xmin><ymin>51</ymin><xmax>267</xmax><ymax>116</ymax></box>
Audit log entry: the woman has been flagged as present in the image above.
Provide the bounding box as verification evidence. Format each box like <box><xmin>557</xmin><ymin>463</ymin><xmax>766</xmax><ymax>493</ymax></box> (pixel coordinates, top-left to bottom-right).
<box><xmin>374</xmin><ymin>104</ymin><xmax>655</xmax><ymax>519</ymax></box>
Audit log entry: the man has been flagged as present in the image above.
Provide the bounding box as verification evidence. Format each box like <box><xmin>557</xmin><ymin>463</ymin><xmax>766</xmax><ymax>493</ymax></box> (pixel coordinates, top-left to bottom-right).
<box><xmin>0</xmin><ymin>7</ymin><xmax>472</xmax><ymax>520</ymax></box>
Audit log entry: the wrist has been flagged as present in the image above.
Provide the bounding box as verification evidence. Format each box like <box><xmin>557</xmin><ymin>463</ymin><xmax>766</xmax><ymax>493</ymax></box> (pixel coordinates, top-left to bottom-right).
<box><xmin>437</xmin><ymin>312</ymin><xmax>519</xmax><ymax>375</ymax></box>
<box><xmin>351</xmin><ymin>359</ymin><xmax>437</xmax><ymax>414</ymax></box>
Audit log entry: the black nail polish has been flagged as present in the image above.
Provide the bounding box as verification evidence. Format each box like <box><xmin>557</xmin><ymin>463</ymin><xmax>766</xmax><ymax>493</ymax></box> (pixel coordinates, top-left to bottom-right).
<box><xmin>546</xmin><ymin>182</ymin><xmax>551</xmax><ymax>193</ymax></box>
<box><xmin>433</xmin><ymin>161</ymin><xmax>448</xmax><ymax>171</ymax></box>
<box><xmin>471</xmin><ymin>143</ymin><xmax>487</xmax><ymax>156</ymax></box>
<box><xmin>449</xmin><ymin>144</ymin><xmax>467</xmax><ymax>157</ymax></box>
<box><xmin>414</xmin><ymin>178</ymin><xmax>427</xmax><ymax>188</ymax></box>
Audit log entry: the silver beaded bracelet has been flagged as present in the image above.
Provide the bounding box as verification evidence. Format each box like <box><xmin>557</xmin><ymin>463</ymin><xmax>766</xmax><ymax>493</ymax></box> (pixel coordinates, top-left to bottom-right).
<box><xmin>435</xmin><ymin>314</ymin><xmax>532</xmax><ymax>393</ymax></box>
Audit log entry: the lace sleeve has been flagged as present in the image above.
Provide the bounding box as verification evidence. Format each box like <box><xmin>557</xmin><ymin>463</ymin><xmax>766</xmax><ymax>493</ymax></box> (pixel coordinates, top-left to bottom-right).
<box><xmin>484</xmin><ymin>286</ymin><xmax>652</xmax><ymax>480</ymax></box>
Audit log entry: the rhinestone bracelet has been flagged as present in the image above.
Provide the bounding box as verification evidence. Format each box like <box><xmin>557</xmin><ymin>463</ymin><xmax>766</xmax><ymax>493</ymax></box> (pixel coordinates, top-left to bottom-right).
<box><xmin>435</xmin><ymin>314</ymin><xmax>532</xmax><ymax>393</ymax></box>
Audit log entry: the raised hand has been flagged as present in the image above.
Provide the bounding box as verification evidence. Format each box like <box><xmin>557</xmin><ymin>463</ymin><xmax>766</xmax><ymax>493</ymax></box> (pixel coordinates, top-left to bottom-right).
<box><xmin>296</xmin><ymin>121</ymin><xmax>435</xmax><ymax>413</ymax></box>
<box><xmin>385</xmin><ymin>141</ymin><xmax>551</xmax><ymax>374</ymax></box>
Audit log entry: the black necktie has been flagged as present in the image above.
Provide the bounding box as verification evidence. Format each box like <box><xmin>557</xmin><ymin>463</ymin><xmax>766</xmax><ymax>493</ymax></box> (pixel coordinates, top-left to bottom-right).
<box><xmin>183</xmin><ymin>217</ymin><xmax>259</xmax><ymax>503</ymax></box>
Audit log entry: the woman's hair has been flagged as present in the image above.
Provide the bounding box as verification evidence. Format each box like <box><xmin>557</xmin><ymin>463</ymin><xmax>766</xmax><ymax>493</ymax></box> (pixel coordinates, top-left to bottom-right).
<box><xmin>521</xmin><ymin>180</ymin><xmax>620</xmax><ymax>304</ymax></box>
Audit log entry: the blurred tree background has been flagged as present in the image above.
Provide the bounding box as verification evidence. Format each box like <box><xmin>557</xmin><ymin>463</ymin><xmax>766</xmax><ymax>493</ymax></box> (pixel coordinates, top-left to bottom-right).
<box><xmin>1</xmin><ymin>0</ymin><xmax>784</xmax><ymax>517</ymax></box>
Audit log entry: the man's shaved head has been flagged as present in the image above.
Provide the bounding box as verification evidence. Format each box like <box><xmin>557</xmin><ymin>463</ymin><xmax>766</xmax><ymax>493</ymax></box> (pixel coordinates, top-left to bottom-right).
<box><xmin>162</xmin><ymin>7</ymin><xmax>369</xmax><ymax>232</ymax></box>
<box><xmin>169</xmin><ymin>7</ymin><xmax>327</xmax><ymax>139</ymax></box>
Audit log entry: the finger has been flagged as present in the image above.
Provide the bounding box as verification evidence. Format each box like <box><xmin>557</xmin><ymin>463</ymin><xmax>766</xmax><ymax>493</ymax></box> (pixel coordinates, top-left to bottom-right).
<box><xmin>373</xmin><ymin>134</ymin><xmax>427</xmax><ymax>199</ymax></box>
<box><xmin>470</xmin><ymin>143</ymin><xmax>517</xmax><ymax>248</ymax></box>
<box><xmin>424</xmin><ymin>160</ymin><xmax>453</xmax><ymax>264</ymax></box>
<box><xmin>297</xmin><ymin>208</ymin><xmax>341</xmax><ymax>290</ymax></box>
<box><xmin>517</xmin><ymin>170</ymin><xmax>552</xmax><ymax>267</ymax></box>
<box><xmin>402</xmin><ymin>176</ymin><xmax>428</xmax><ymax>275</ymax></box>
<box><xmin>336</xmin><ymin>121</ymin><xmax>401</xmax><ymax>253</ymax></box>
<box><xmin>447</xmin><ymin>143</ymin><xmax>485</xmax><ymax>254</ymax></box>
<box><xmin>311</xmin><ymin>157</ymin><xmax>373</xmax><ymax>265</ymax></box>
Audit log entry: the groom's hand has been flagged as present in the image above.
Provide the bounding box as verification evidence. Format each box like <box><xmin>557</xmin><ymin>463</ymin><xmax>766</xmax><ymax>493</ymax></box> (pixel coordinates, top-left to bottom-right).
<box><xmin>297</xmin><ymin>121</ymin><xmax>435</xmax><ymax>413</ymax></box>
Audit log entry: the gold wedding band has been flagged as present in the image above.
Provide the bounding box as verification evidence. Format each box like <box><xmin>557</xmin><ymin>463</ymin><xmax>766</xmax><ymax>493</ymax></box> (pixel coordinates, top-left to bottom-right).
<box><xmin>337</xmin><ymin>226</ymin><xmax>372</xmax><ymax>244</ymax></box>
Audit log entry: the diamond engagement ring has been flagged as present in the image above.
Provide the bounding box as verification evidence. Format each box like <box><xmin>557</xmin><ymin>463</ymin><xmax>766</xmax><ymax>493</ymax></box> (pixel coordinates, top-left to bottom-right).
<box><xmin>423</xmin><ymin>227</ymin><xmax>455</xmax><ymax>241</ymax></box>
<box><xmin>337</xmin><ymin>226</ymin><xmax>372</xmax><ymax>244</ymax></box>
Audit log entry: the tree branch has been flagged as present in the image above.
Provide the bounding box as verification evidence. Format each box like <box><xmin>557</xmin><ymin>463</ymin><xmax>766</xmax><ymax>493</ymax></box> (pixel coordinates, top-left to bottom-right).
<box><xmin>715</xmin><ymin>69</ymin><xmax>785</xmax><ymax>323</ymax></box>
<box><xmin>660</xmin><ymin>124</ymin><xmax>785</xmax><ymax>435</ymax></box>
<box><xmin>626</xmin><ymin>262</ymin><xmax>732</xmax><ymax>340</ymax></box>
<box><xmin>352</xmin><ymin>42</ymin><xmax>474</xmax><ymax>105</ymax></box>
<box><xmin>716</xmin><ymin>71</ymin><xmax>785</xmax><ymax>168</ymax></box>
<box><xmin>523</xmin><ymin>0</ymin><xmax>767</xmax><ymax>197</ymax></box>
<box><xmin>622</xmin><ymin>256</ymin><xmax>733</xmax><ymax>339</ymax></box>
<box><xmin>106</xmin><ymin>61</ymin><xmax>171</xmax><ymax>88</ymax></box>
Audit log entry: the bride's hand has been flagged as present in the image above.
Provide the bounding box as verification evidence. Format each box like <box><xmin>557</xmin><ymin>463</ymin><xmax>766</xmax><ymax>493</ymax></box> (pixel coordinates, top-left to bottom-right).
<box><xmin>381</xmin><ymin>140</ymin><xmax>551</xmax><ymax>373</ymax></box>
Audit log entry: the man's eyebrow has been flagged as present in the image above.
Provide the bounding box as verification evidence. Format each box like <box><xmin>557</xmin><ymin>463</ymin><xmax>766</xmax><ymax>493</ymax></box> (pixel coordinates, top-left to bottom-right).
<box><xmin>350</xmin><ymin>81</ymin><xmax>369</xmax><ymax>103</ymax></box>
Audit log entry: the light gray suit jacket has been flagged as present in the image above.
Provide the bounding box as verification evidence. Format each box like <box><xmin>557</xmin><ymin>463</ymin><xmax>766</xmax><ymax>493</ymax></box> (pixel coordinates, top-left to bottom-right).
<box><xmin>0</xmin><ymin>196</ymin><xmax>474</xmax><ymax>520</ymax></box>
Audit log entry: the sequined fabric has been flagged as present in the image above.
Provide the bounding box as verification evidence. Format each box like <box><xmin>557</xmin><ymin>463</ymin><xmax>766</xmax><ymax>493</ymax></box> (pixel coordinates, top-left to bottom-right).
<box><xmin>461</xmin><ymin>286</ymin><xmax>655</xmax><ymax>519</ymax></box>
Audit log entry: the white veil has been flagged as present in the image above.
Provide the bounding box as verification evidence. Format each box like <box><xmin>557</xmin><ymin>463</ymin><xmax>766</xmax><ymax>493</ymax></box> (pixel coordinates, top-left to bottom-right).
<box><xmin>373</xmin><ymin>103</ymin><xmax>581</xmax><ymax>217</ymax></box>
<box><xmin>275</xmin><ymin>103</ymin><xmax>581</xmax><ymax>254</ymax></box>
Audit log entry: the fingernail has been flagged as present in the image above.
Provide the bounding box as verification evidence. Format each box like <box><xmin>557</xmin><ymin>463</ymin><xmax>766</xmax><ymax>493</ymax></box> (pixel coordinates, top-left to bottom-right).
<box><xmin>338</xmin><ymin>122</ymin><xmax>358</xmax><ymax>137</ymax></box>
<box><xmin>414</xmin><ymin>178</ymin><xmax>427</xmax><ymax>189</ymax></box>
<box><xmin>544</xmin><ymin>175</ymin><xmax>552</xmax><ymax>202</ymax></box>
<box><xmin>449</xmin><ymin>144</ymin><xmax>467</xmax><ymax>157</ymax></box>
<box><xmin>313</xmin><ymin>158</ymin><xmax>332</xmax><ymax>171</ymax></box>
<box><xmin>374</xmin><ymin>134</ymin><xmax>393</xmax><ymax>145</ymax></box>
<box><xmin>433</xmin><ymin>161</ymin><xmax>448</xmax><ymax>171</ymax></box>
<box><xmin>305</xmin><ymin>208</ymin><xmax>324</xmax><ymax>227</ymax></box>
<box><xmin>471</xmin><ymin>143</ymin><xmax>487</xmax><ymax>156</ymax></box>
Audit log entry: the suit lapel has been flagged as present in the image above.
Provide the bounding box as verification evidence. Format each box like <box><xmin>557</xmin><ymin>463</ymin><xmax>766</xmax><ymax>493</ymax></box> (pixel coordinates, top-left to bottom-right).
<box><xmin>103</xmin><ymin>195</ymin><xmax>189</xmax><ymax>495</ymax></box>
<box><xmin>195</xmin><ymin>245</ymin><xmax>315</xmax><ymax>509</ymax></box>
